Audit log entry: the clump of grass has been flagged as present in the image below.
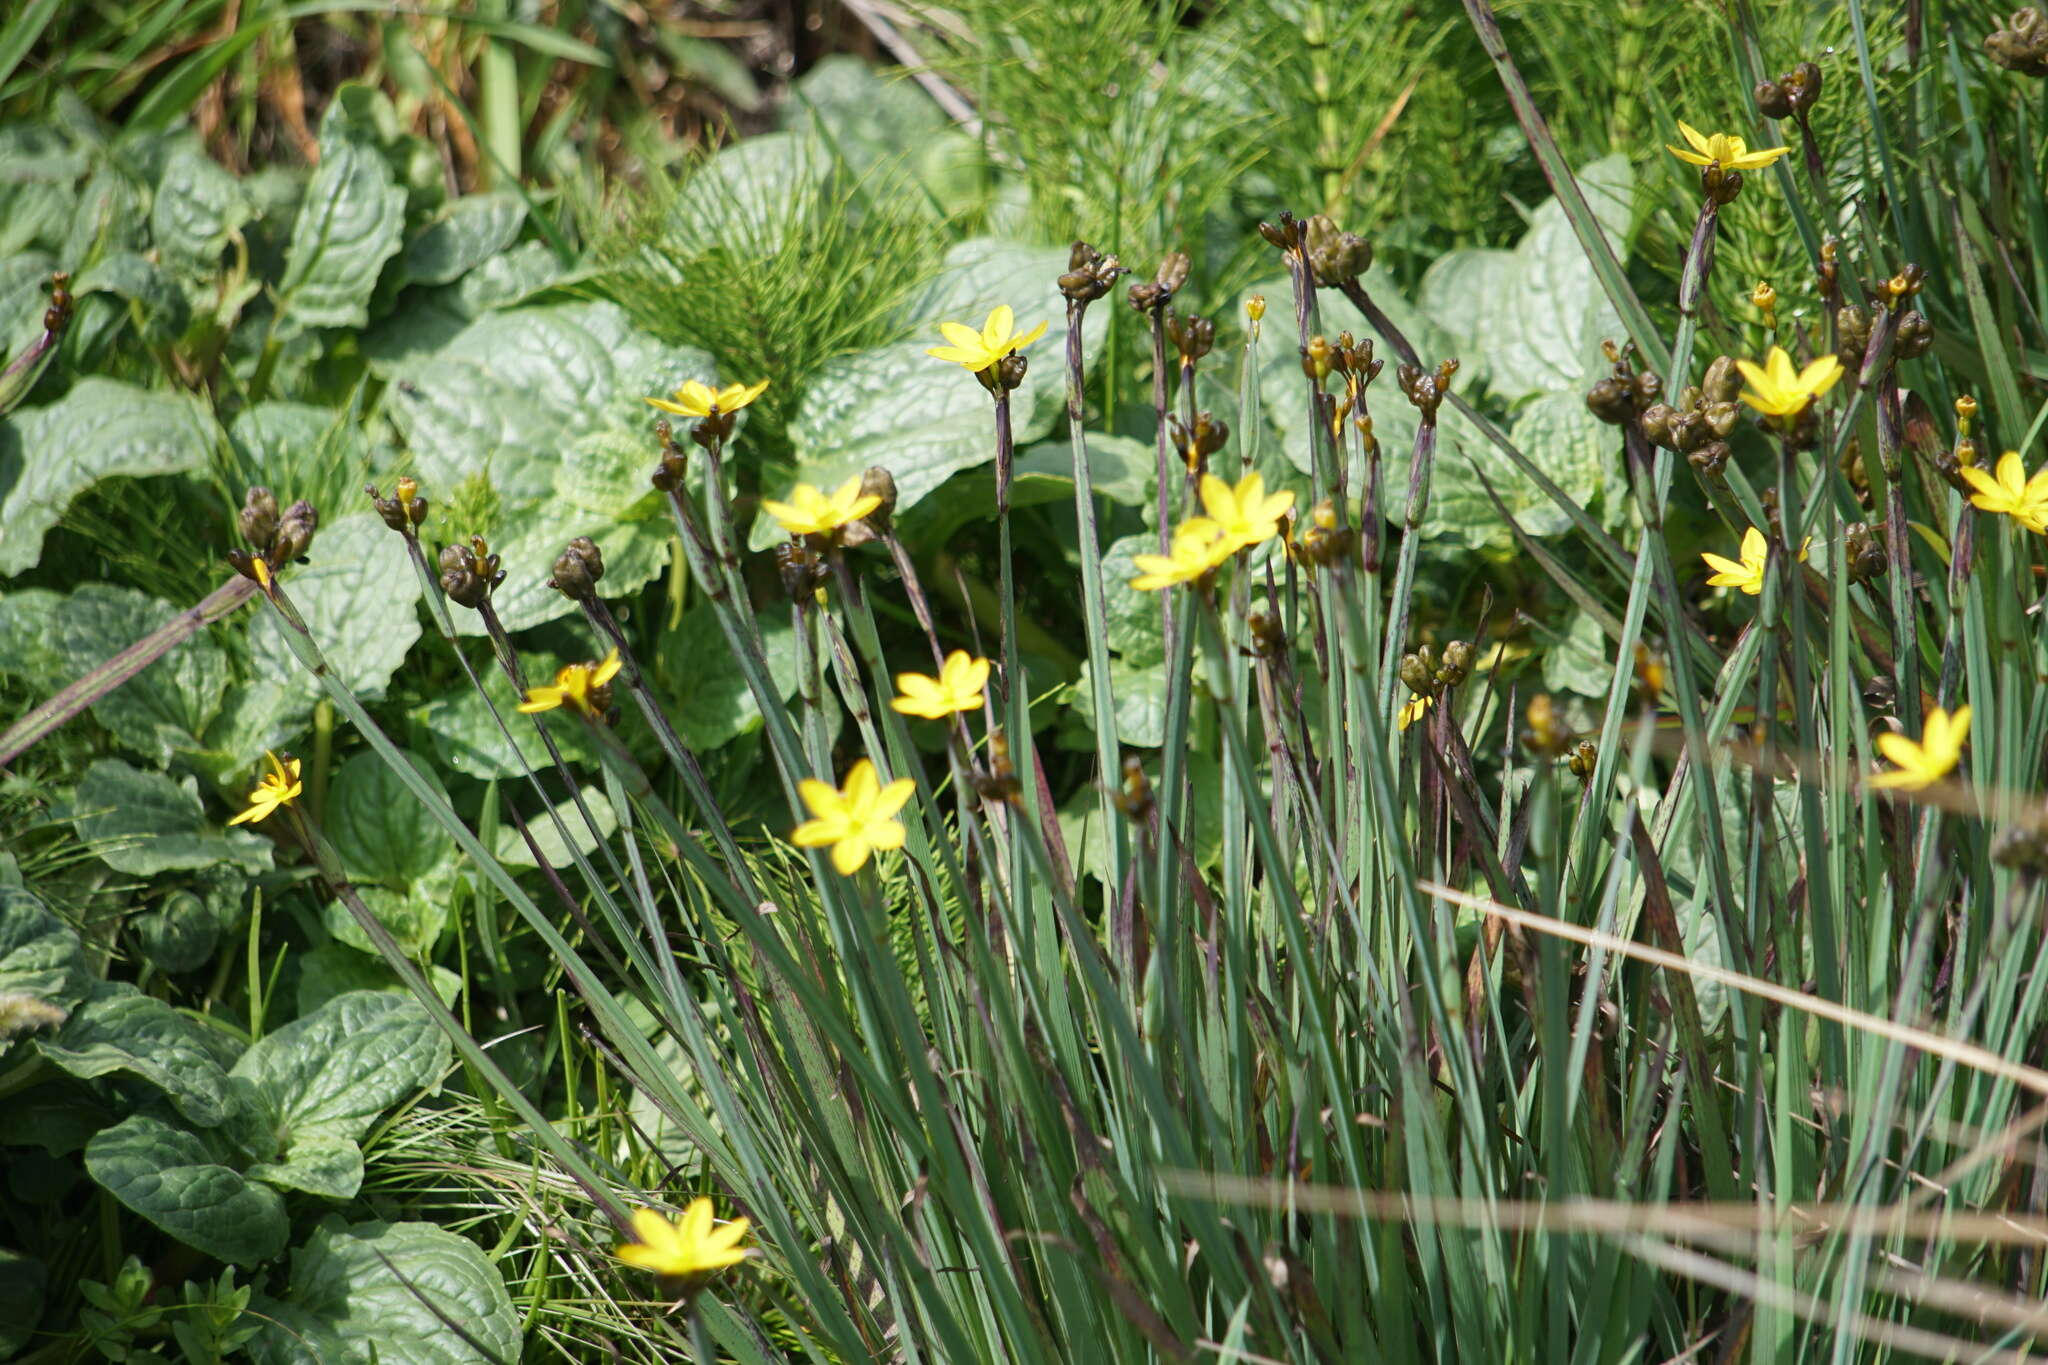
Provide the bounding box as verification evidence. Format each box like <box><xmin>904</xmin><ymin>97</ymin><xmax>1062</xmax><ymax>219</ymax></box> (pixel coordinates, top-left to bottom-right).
<box><xmin>199</xmin><ymin>4</ymin><xmax>2048</xmax><ymax>1362</ymax></box>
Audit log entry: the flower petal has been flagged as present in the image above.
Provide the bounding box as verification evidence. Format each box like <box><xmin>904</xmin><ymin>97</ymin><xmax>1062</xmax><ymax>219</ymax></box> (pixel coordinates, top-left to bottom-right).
<box><xmin>872</xmin><ymin>777</ymin><xmax>916</xmax><ymax>821</ymax></box>
<box><xmin>831</xmin><ymin>835</ymin><xmax>870</xmax><ymax>875</ymax></box>
<box><xmin>797</xmin><ymin>778</ymin><xmax>844</xmax><ymax>820</ymax></box>
<box><xmin>982</xmin><ymin>304</ymin><xmax>1014</xmax><ymax>348</ymax></box>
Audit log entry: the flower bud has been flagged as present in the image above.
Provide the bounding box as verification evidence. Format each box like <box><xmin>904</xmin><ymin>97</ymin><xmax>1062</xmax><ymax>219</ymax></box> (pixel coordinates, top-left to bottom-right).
<box><xmin>1439</xmin><ymin>639</ymin><xmax>1474</xmax><ymax>687</ymax></box>
<box><xmin>1246</xmin><ymin>295</ymin><xmax>1267</xmax><ymax>324</ymax></box>
<box><xmin>1257</xmin><ymin>217</ymin><xmax>1302</xmax><ymax>252</ymax></box>
<box><xmin>1521</xmin><ymin>694</ymin><xmax>1566</xmax><ymax>758</ymax></box>
<box><xmin>1567</xmin><ymin>740</ymin><xmax>1598</xmax><ymax>780</ymax></box>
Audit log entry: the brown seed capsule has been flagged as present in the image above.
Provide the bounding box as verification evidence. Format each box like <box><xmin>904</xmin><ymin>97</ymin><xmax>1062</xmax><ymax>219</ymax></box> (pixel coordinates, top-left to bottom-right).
<box><xmin>1303</xmin><ymin>215</ymin><xmax>1372</xmax><ymax>285</ymax></box>
<box><xmin>773</xmin><ymin>539</ymin><xmax>827</xmax><ymax>604</ymax></box>
<box><xmin>1113</xmin><ymin>753</ymin><xmax>1154</xmax><ymax>822</ymax></box>
<box><xmin>1438</xmin><ymin>640</ymin><xmax>1474</xmax><ymax>688</ymax></box>
<box><xmin>995</xmin><ymin>353</ymin><xmax>1028</xmax><ymax>393</ymax></box>
<box><xmin>1059</xmin><ymin>241</ymin><xmax>1126</xmax><ymax>303</ymax></box>
<box><xmin>1845</xmin><ymin>521</ymin><xmax>1888</xmax><ymax>583</ymax></box>
<box><xmin>1567</xmin><ymin>740</ymin><xmax>1598</xmax><ymax>780</ymax></box>
<box><xmin>1895</xmin><ymin>310</ymin><xmax>1934</xmax><ymax>360</ymax></box>
<box><xmin>1399</xmin><ymin>649</ymin><xmax>1435</xmax><ymax>697</ymax></box>
<box><xmin>241</xmin><ymin>486</ymin><xmax>280</xmax><ymax>547</ymax></box>
<box><xmin>1987</xmin><ymin>7</ymin><xmax>2048</xmax><ymax>76</ymax></box>
<box><xmin>548</xmin><ymin>536</ymin><xmax>605</xmax><ymax>601</ymax></box>
<box><xmin>1688</xmin><ymin>441</ymin><xmax>1731</xmax><ymax>477</ymax></box>
<box><xmin>1787</xmin><ymin>60</ymin><xmax>1823</xmax><ymax>111</ymax></box>
<box><xmin>1754</xmin><ymin>78</ymin><xmax>1794</xmax><ymax>119</ymax></box>
<box><xmin>272</xmin><ymin>500</ymin><xmax>318</xmax><ymax>563</ymax></box>
<box><xmin>1246</xmin><ymin>611</ymin><xmax>1285</xmax><ymax>659</ymax></box>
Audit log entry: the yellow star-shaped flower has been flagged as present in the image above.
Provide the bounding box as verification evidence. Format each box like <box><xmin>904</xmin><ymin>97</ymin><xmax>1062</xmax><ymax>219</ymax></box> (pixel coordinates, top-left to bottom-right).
<box><xmin>1197</xmin><ymin>471</ymin><xmax>1295</xmax><ymax>556</ymax></box>
<box><xmin>1700</xmin><ymin>526</ymin><xmax>1811</xmax><ymax>596</ymax></box>
<box><xmin>616</xmin><ymin>1198</ymin><xmax>750</xmax><ymax>1281</ymax></box>
<box><xmin>1736</xmin><ymin>346</ymin><xmax>1844</xmax><ymax>418</ymax></box>
<box><xmin>1130</xmin><ymin>520</ymin><xmax>1229</xmax><ymax>592</ymax></box>
<box><xmin>1959</xmin><ymin>450</ymin><xmax>2048</xmax><ymax>534</ymax></box>
<box><xmin>791</xmin><ymin>758</ymin><xmax>916</xmax><ymax>875</ymax></box>
<box><xmin>516</xmin><ymin>648</ymin><xmax>622</xmax><ymax>717</ymax></box>
<box><xmin>227</xmin><ymin>751</ymin><xmax>302</xmax><ymax>826</ymax></box>
<box><xmin>1666</xmin><ymin>120</ymin><xmax>1790</xmax><ymax>171</ymax></box>
<box><xmin>1870</xmin><ymin>705</ymin><xmax>1970</xmax><ymax>791</ymax></box>
<box><xmin>891</xmin><ymin>650</ymin><xmax>992</xmax><ymax>720</ymax></box>
<box><xmin>645</xmin><ymin>379</ymin><xmax>770</xmax><ymax>419</ymax></box>
<box><xmin>926</xmin><ymin>305</ymin><xmax>1048</xmax><ymax>374</ymax></box>
<box><xmin>760</xmin><ymin>478</ymin><xmax>882</xmax><ymax>538</ymax></box>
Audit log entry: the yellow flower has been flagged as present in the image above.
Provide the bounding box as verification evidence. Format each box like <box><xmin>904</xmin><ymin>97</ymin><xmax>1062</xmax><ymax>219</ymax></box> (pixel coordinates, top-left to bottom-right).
<box><xmin>891</xmin><ymin>650</ymin><xmax>991</xmax><ymax>720</ymax></box>
<box><xmin>1666</xmin><ymin>120</ymin><xmax>1790</xmax><ymax>171</ymax></box>
<box><xmin>616</xmin><ymin>1198</ymin><xmax>750</xmax><ymax>1280</ymax></box>
<box><xmin>517</xmin><ymin>648</ymin><xmax>622</xmax><ymax>716</ymax></box>
<box><xmin>926</xmin><ymin>304</ymin><xmax>1048</xmax><ymax>374</ymax></box>
<box><xmin>1735</xmin><ymin>346</ymin><xmax>1844</xmax><ymax>418</ymax></box>
<box><xmin>1398</xmin><ymin>693</ymin><xmax>1434</xmax><ymax>731</ymax></box>
<box><xmin>1870</xmin><ymin>705</ymin><xmax>1970</xmax><ymax>791</ymax></box>
<box><xmin>1130</xmin><ymin>520</ymin><xmax>1229</xmax><ymax>592</ymax></box>
<box><xmin>645</xmin><ymin>379</ymin><xmax>770</xmax><ymax>419</ymax></box>
<box><xmin>1198</xmin><ymin>472</ymin><xmax>1296</xmax><ymax>555</ymax></box>
<box><xmin>227</xmin><ymin>751</ymin><xmax>302</xmax><ymax>826</ymax></box>
<box><xmin>791</xmin><ymin>758</ymin><xmax>916</xmax><ymax>875</ymax></box>
<box><xmin>1700</xmin><ymin>526</ymin><xmax>1810</xmax><ymax>596</ymax></box>
<box><xmin>760</xmin><ymin>478</ymin><xmax>882</xmax><ymax>538</ymax></box>
<box><xmin>1959</xmin><ymin>450</ymin><xmax>2048</xmax><ymax>533</ymax></box>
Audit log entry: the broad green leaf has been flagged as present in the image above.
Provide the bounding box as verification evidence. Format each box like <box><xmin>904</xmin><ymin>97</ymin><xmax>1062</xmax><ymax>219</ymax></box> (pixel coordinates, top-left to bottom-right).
<box><xmin>1425</xmin><ymin>388</ymin><xmax>1615</xmax><ymax>550</ymax></box>
<box><xmin>248</xmin><ymin>1219</ymin><xmax>518</xmax><ymax>1365</ymax></box>
<box><xmin>0</xmin><ymin>126</ymin><xmax>83</xmax><ymax>257</ymax></box>
<box><xmin>249</xmin><ymin>512</ymin><xmax>421</xmax><ymax>703</ymax></box>
<box><xmin>783</xmin><ymin>57</ymin><xmax>981</xmax><ymax>214</ymax></box>
<box><xmin>385</xmin><ymin>301</ymin><xmax>709</xmax><ymax>505</ymax></box>
<box><xmin>1070</xmin><ymin>657</ymin><xmax>1167</xmax><ymax>747</ymax></box>
<box><xmin>151</xmin><ymin>141</ymin><xmax>254</xmax><ymax>272</ymax></box>
<box><xmin>459</xmin><ymin>510</ymin><xmax>671</xmax><ymax>636</ymax></box>
<box><xmin>1</xmin><ymin>251</ymin><xmax>57</xmax><ymax>362</ymax></box>
<box><xmin>85</xmin><ymin>1112</ymin><xmax>288</xmax><ymax>1267</ymax></box>
<box><xmin>417</xmin><ymin>650</ymin><xmax>601</xmax><ymax>779</ymax></box>
<box><xmin>664</xmin><ymin>130</ymin><xmax>834</xmax><ymax>258</ymax></box>
<box><xmin>276</xmin><ymin>108</ymin><xmax>406</xmax><ymax>333</ymax></box>
<box><xmin>358</xmin><ymin>242</ymin><xmax>578</xmax><ymax>371</ymax></box>
<box><xmin>325</xmin><ymin>749</ymin><xmax>454</xmax><ymax>886</ymax></box>
<box><xmin>0</xmin><ymin>377</ymin><xmax>217</xmax><ymax>576</ymax></box>
<box><xmin>230</xmin><ymin>990</ymin><xmax>448</xmax><ymax>1147</ymax></box>
<box><xmin>70</xmin><ymin>759</ymin><xmax>271</xmax><ymax>877</ymax></box>
<box><xmin>1418</xmin><ymin>154</ymin><xmax>1635</xmax><ymax>404</ymax></box>
<box><xmin>903</xmin><ymin>433</ymin><xmax>1155</xmax><ymax>545</ymax></box>
<box><xmin>295</xmin><ymin>944</ymin><xmax>461</xmax><ymax>1015</ymax></box>
<box><xmin>1539</xmin><ymin>607</ymin><xmax>1614</xmax><ymax>698</ymax></box>
<box><xmin>1099</xmin><ymin>534</ymin><xmax>1168</xmax><ymax>668</ymax></box>
<box><xmin>37</xmin><ymin>982</ymin><xmax>241</xmax><ymax>1127</ymax></box>
<box><xmin>554</xmin><ymin>427</ymin><xmax>665</xmax><ymax>519</ymax></box>
<box><xmin>0</xmin><ymin>1248</ymin><xmax>44</xmax><ymax>1358</ymax></box>
<box><xmin>655</xmin><ymin>604</ymin><xmax>802</xmax><ymax>751</ymax></box>
<box><xmin>49</xmin><ymin>584</ymin><xmax>229</xmax><ymax>767</ymax></box>
<box><xmin>320</xmin><ymin>882</ymin><xmax>448</xmax><ymax>959</ymax></box>
<box><xmin>0</xmin><ymin>883</ymin><xmax>88</xmax><ymax>1010</ymax></box>
<box><xmin>0</xmin><ymin>586</ymin><xmax>62</xmax><ymax>680</ymax></box>
<box><xmin>247</xmin><ymin>1131</ymin><xmax>364</xmax><ymax>1201</ymax></box>
<box><xmin>768</xmin><ymin>238</ymin><xmax>1106</xmax><ymax>549</ymax></box>
<box><xmin>495</xmin><ymin>789</ymin><xmax>617</xmax><ymax>868</ymax></box>
<box><xmin>401</xmin><ymin>191</ymin><xmax>526</xmax><ymax>286</ymax></box>
<box><xmin>71</xmin><ymin>250</ymin><xmax>189</xmax><ymax>346</ymax></box>
<box><xmin>131</xmin><ymin>869</ymin><xmax>244</xmax><ymax>975</ymax></box>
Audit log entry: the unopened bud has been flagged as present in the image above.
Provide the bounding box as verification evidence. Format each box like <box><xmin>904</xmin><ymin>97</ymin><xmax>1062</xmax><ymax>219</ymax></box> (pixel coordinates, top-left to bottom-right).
<box><xmin>548</xmin><ymin>536</ymin><xmax>605</xmax><ymax>600</ymax></box>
